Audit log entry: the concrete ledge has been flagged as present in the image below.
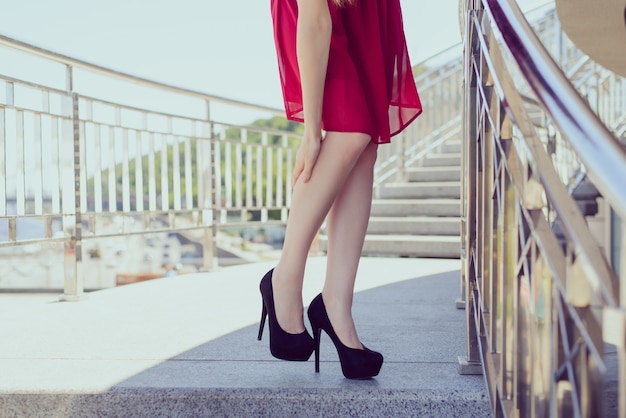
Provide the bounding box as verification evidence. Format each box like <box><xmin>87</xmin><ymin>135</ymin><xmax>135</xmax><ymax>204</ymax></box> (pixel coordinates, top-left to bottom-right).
<box><xmin>1</xmin><ymin>387</ymin><xmax>489</xmax><ymax>418</ymax></box>
<box><xmin>370</xmin><ymin>199</ymin><xmax>461</xmax><ymax>217</ymax></box>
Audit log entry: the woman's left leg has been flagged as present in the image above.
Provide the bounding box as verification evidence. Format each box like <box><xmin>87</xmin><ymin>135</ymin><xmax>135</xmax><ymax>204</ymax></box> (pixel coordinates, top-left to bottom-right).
<box><xmin>321</xmin><ymin>140</ymin><xmax>378</xmax><ymax>350</ymax></box>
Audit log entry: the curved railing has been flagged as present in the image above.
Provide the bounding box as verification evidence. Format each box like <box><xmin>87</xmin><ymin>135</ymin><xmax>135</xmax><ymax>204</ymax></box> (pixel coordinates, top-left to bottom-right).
<box><xmin>461</xmin><ymin>0</ymin><xmax>626</xmax><ymax>417</ymax></box>
<box><xmin>373</xmin><ymin>5</ymin><xmax>590</xmax><ymax>192</ymax></box>
<box><xmin>0</xmin><ymin>34</ymin><xmax>301</xmax><ymax>297</ymax></box>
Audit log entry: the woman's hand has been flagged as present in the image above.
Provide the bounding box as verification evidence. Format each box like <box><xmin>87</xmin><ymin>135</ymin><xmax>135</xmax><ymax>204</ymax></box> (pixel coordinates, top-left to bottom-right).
<box><xmin>292</xmin><ymin>129</ymin><xmax>322</xmax><ymax>186</ymax></box>
<box><xmin>291</xmin><ymin>0</ymin><xmax>330</xmax><ymax>187</ymax></box>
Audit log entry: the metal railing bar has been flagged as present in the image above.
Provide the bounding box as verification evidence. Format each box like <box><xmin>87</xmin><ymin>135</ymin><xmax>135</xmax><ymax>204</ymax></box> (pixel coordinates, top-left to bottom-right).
<box><xmin>405</xmin><ymin>124</ymin><xmax>461</xmax><ymax>164</ymax></box>
<box><xmin>216</xmin><ymin>220</ymin><xmax>288</xmax><ymax>229</ymax></box>
<box><xmin>0</xmin><ymin>214</ymin><xmax>287</xmax><ymax>240</ymax></box>
<box><xmin>572</xmin><ymin>68</ymin><xmax>599</xmax><ymax>91</ymax></box>
<box><xmin>0</xmin><ymin>110</ymin><xmax>6</xmax><ymax>216</ymax></box>
<box><xmin>33</xmin><ymin>113</ymin><xmax>43</xmax><ymax>215</ymax></box>
<box><xmin>413</xmin><ymin>42</ymin><xmax>462</xmax><ymax>68</ymax></box>
<box><xmin>522</xmin><ymin>210</ymin><xmax>606</xmax><ymax>365</ymax></box>
<box><xmin>0</xmin><ymin>74</ymin><xmax>70</xmax><ymax>98</ymax></box>
<box><xmin>0</xmin><ymin>104</ymin><xmax>72</xmax><ymax>121</ymax></box>
<box><xmin>50</xmin><ymin>115</ymin><xmax>62</xmax><ymax>214</ymax></box>
<box><xmin>212</xmin><ymin>136</ymin><xmax>298</xmax><ymax>151</ymax></box>
<box><xmin>73</xmin><ymin>96</ymin><xmax>300</xmax><ymax>138</ymax></box>
<box><xmin>410</xmin><ymin>0</ymin><xmax>562</xmax><ymax>79</ymax></box>
<box><xmin>0</xmin><ymin>34</ymin><xmax>284</xmax><ymax>116</ymax></box>
<box><xmin>212</xmin><ymin>121</ymin><xmax>302</xmax><ymax>138</ymax></box>
<box><xmin>555</xmin><ymin>296</ymin><xmax>584</xmax><ymax>418</ymax></box>
<box><xmin>415</xmin><ymin>61</ymin><xmax>463</xmax><ymax>84</ymax></box>
<box><xmin>0</xmin><ymin>237</ymin><xmax>67</xmax><ymax>247</ymax></box>
<box><xmin>484</xmin><ymin>0</ymin><xmax>626</xmax><ymax>220</ymax></box>
<box><xmin>15</xmin><ymin>110</ymin><xmax>25</xmax><ymax>216</ymax></box>
<box><xmin>565</xmin><ymin>56</ymin><xmax>591</xmax><ymax>79</ymax></box>
<box><xmin>479</xmin><ymin>24</ymin><xmax>619</xmax><ymax>304</ymax></box>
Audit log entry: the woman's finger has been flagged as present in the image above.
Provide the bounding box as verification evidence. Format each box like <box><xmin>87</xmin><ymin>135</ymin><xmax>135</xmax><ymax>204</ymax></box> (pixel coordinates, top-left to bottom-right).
<box><xmin>292</xmin><ymin>159</ymin><xmax>304</xmax><ymax>186</ymax></box>
<box><xmin>302</xmin><ymin>163</ymin><xmax>313</xmax><ymax>183</ymax></box>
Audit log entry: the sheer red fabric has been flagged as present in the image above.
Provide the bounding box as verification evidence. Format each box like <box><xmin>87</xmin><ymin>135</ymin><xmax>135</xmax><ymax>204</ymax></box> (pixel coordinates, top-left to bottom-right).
<box><xmin>270</xmin><ymin>0</ymin><xmax>422</xmax><ymax>144</ymax></box>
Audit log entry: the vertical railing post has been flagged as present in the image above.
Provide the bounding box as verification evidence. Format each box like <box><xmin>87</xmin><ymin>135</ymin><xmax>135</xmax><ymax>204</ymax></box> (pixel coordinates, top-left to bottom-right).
<box><xmin>459</xmin><ymin>1</ymin><xmax>483</xmax><ymax>375</ymax></box>
<box><xmin>280</xmin><ymin>134</ymin><xmax>288</xmax><ymax>223</ymax></box>
<box><xmin>201</xmin><ymin>107</ymin><xmax>217</xmax><ymax>271</ymax></box>
<box><xmin>617</xmin><ymin>224</ymin><xmax>626</xmax><ymax>417</ymax></box>
<box><xmin>396</xmin><ymin>132</ymin><xmax>407</xmax><ymax>182</ymax></box>
<box><xmin>60</xmin><ymin>64</ymin><xmax>85</xmax><ymax>300</ymax></box>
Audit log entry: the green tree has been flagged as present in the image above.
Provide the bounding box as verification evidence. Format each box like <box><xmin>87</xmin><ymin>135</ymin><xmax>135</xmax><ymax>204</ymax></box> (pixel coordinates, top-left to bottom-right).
<box><xmin>413</xmin><ymin>63</ymin><xmax>430</xmax><ymax>77</ymax></box>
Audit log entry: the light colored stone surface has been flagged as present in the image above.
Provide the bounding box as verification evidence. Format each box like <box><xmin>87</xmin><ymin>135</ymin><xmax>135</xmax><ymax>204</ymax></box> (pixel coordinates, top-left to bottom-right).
<box><xmin>359</xmin><ymin>234</ymin><xmax>461</xmax><ymax>258</ymax></box>
<box><xmin>380</xmin><ymin>182</ymin><xmax>462</xmax><ymax>199</ymax></box>
<box><xmin>0</xmin><ymin>257</ymin><xmax>490</xmax><ymax>417</ymax></box>
<box><xmin>370</xmin><ymin>199</ymin><xmax>461</xmax><ymax>217</ymax></box>
<box><xmin>0</xmin><ymin>257</ymin><xmax>457</xmax><ymax>392</ymax></box>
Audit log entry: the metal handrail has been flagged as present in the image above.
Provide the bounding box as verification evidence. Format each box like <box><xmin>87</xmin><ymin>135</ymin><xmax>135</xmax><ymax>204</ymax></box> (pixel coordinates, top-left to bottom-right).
<box><xmin>0</xmin><ymin>34</ymin><xmax>283</xmax><ymax>116</ymax></box>
<box><xmin>413</xmin><ymin>43</ymin><xmax>462</xmax><ymax>80</ymax></box>
<box><xmin>483</xmin><ymin>0</ymin><xmax>626</xmax><ymax>220</ymax></box>
<box><xmin>461</xmin><ymin>0</ymin><xmax>626</xmax><ymax>416</ymax></box>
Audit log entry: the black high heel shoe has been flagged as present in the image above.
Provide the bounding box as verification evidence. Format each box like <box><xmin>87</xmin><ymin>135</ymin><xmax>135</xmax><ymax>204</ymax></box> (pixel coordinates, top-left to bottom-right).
<box><xmin>257</xmin><ymin>269</ymin><xmax>315</xmax><ymax>361</ymax></box>
<box><xmin>307</xmin><ymin>293</ymin><xmax>383</xmax><ymax>379</ymax></box>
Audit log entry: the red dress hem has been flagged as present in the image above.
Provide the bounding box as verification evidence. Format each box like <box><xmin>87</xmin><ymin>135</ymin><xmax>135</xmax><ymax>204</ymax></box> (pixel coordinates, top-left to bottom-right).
<box><xmin>271</xmin><ymin>0</ymin><xmax>422</xmax><ymax>144</ymax></box>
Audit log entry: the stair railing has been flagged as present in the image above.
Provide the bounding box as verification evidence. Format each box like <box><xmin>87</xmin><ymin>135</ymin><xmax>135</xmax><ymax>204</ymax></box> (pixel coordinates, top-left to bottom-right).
<box><xmin>373</xmin><ymin>6</ymin><xmax>571</xmax><ymax>195</ymax></box>
<box><xmin>462</xmin><ymin>1</ymin><xmax>626</xmax><ymax>418</ymax></box>
<box><xmin>0</xmin><ymin>34</ymin><xmax>300</xmax><ymax>298</ymax></box>
<box><xmin>373</xmin><ymin>45</ymin><xmax>463</xmax><ymax>193</ymax></box>
<box><xmin>546</xmin><ymin>60</ymin><xmax>626</xmax><ymax>193</ymax></box>
<box><xmin>518</xmin><ymin>11</ymin><xmax>626</xmax><ymax>188</ymax></box>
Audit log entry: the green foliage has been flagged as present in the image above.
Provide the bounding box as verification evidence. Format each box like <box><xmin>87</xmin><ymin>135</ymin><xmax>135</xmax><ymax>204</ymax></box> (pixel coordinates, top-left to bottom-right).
<box><xmin>412</xmin><ymin>64</ymin><xmax>430</xmax><ymax>77</ymax></box>
<box><xmin>225</xmin><ymin>116</ymin><xmax>303</xmax><ymax>147</ymax></box>
<box><xmin>88</xmin><ymin>139</ymin><xmax>199</xmax><ymax>211</ymax></box>
<box><xmin>220</xmin><ymin>116</ymin><xmax>301</xmax><ymax>213</ymax></box>
<box><xmin>89</xmin><ymin>116</ymin><xmax>302</xmax><ymax>213</ymax></box>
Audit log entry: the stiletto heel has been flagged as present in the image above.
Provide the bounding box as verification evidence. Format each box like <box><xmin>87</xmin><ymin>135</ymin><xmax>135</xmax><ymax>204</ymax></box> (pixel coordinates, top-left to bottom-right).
<box><xmin>257</xmin><ymin>303</ymin><xmax>267</xmax><ymax>341</ymax></box>
<box><xmin>258</xmin><ymin>269</ymin><xmax>315</xmax><ymax>361</ymax></box>
<box><xmin>313</xmin><ymin>326</ymin><xmax>322</xmax><ymax>373</ymax></box>
<box><xmin>307</xmin><ymin>293</ymin><xmax>383</xmax><ymax>379</ymax></box>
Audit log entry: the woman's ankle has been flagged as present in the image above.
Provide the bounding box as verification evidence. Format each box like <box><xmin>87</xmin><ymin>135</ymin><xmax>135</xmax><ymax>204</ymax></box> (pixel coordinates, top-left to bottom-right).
<box><xmin>271</xmin><ymin>267</ymin><xmax>306</xmax><ymax>333</ymax></box>
<box><xmin>320</xmin><ymin>292</ymin><xmax>363</xmax><ymax>349</ymax></box>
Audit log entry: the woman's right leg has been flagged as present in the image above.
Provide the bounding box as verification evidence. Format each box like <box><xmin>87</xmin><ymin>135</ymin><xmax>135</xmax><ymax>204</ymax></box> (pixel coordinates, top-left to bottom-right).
<box><xmin>322</xmin><ymin>141</ymin><xmax>377</xmax><ymax>349</ymax></box>
<box><xmin>272</xmin><ymin>131</ymin><xmax>371</xmax><ymax>334</ymax></box>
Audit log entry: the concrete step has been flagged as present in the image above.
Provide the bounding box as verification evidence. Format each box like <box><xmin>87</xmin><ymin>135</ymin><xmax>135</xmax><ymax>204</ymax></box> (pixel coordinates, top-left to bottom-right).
<box><xmin>422</xmin><ymin>153</ymin><xmax>462</xmax><ymax>167</ymax></box>
<box><xmin>370</xmin><ymin>199</ymin><xmax>461</xmax><ymax>217</ymax></box>
<box><xmin>441</xmin><ymin>141</ymin><xmax>462</xmax><ymax>153</ymax></box>
<box><xmin>380</xmin><ymin>182</ymin><xmax>461</xmax><ymax>199</ymax></box>
<box><xmin>319</xmin><ymin>235</ymin><xmax>460</xmax><ymax>258</ymax></box>
<box><xmin>407</xmin><ymin>166</ymin><xmax>461</xmax><ymax>182</ymax></box>
<box><xmin>363</xmin><ymin>235</ymin><xmax>460</xmax><ymax>258</ymax></box>
<box><xmin>367</xmin><ymin>217</ymin><xmax>460</xmax><ymax>236</ymax></box>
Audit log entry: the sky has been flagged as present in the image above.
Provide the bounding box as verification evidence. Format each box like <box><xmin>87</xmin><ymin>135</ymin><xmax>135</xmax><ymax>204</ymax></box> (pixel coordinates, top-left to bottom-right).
<box><xmin>0</xmin><ymin>0</ymin><xmax>552</xmax><ymax>112</ymax></box>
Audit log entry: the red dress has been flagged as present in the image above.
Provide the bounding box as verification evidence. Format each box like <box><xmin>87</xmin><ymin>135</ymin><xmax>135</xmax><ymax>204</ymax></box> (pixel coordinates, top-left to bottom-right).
<box><xmin>271</xmin><ymin>0</ymin><xmax>422</xmax><ymax>144</ymax></box>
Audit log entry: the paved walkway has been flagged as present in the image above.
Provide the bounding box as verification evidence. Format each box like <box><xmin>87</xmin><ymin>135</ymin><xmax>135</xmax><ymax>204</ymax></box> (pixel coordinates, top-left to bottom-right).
<box><xmin>0</xmin><ymin>257</ymin><xmax>489</xmax><ymax>417</ymax></box>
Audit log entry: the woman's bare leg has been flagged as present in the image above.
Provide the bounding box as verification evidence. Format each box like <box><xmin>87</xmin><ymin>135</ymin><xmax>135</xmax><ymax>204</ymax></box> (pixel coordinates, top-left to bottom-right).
<box><xmin>272</xmin><ymin>131</ymin><xmax>371</xmax><ymax>333</ymax></box>
<box><xmin>322</xmin><ymin>141</ymin><xmax>377</xmax><ymax>349</ymax></box>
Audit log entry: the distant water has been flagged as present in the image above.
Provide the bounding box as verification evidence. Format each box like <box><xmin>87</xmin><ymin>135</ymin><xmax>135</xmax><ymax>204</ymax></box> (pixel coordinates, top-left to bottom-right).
<box><xmin>0</xmin><ymin>203</ymin><xmax>63</xmax><ymax>241</ymax></box>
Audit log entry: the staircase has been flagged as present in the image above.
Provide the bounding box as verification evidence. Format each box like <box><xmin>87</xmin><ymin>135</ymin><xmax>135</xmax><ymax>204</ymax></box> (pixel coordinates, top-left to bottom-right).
<box><xmin>319</xmin><ymin>138</ymin><xmax>462</xmax><ymax>259</ymax></box>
